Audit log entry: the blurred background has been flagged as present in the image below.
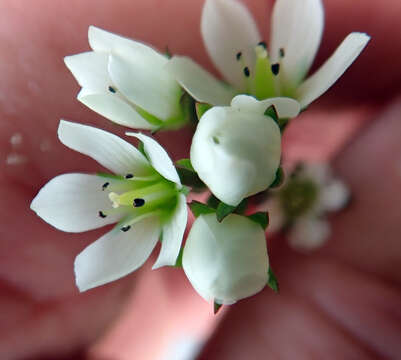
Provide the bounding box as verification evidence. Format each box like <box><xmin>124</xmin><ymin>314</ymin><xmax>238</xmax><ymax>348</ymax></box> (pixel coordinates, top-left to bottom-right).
<box><xmin>0</xmin><ymin>0</ymin><xmax>400</xmax><ymax>359</ymax></box>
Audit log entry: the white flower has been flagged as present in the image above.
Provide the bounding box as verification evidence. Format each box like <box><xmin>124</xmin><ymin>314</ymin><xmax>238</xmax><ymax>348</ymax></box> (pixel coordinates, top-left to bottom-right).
<box><xmin>30</xmin><ymin>120</ymin><xmax>188</xmax><ymax>291</ymax></box>
<box><xmin>266</xmin><ymin>163</ymin><xmax>349</xmax><ymax>251</ymax></box>
<box><xmin>166</xmin><ymin>0</ymin><xmax>370</xmax><ymax>109</ymax></box>
<box><xmin>65</xmin><ymin>26</ymin><xmax>187</xmax><ymax>131</ymax></box>
<box><xmin>182</xmin><ymin>213</ymin><xmax>269</xmax><ymax>305</ymax></box>
<box><xmin>191</xmin><ymin>94</ymin><xmax>300</xmax><ymax>206</ymax></box>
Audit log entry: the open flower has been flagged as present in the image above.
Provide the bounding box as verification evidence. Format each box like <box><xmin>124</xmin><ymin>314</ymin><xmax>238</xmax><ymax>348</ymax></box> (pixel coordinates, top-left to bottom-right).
<box><xmin>31</xmin><ymin>121</ymin><xmax>187</xmax><ymax>291</ymax></box>
<box><xmin>166</xmin><ymin>0</ymin><xmax>370</xmax><ymax>108</ymax></box>
<box><xmin>65</xmin><ymin>26</ymin><xmax>188</xmax><ymax>131</ymax></box>
<box><xmin>266</xmin><ymin>163</ymin><xmax>349</xmax><ymax>251</ymax></box>
<box><xmin>183</xmin><ymin>213</ymin><xmax>269</xmax><ymax>305</ymax></box>
<box><xmin>191</xmin><ymin>94</ymin><xmax>300</xmax><ymax>206</ymax></box>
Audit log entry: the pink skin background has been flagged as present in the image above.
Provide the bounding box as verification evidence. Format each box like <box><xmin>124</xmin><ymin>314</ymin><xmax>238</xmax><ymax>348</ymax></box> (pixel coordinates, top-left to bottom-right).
<box><xmin>0</xmin><ymin>0</ymin><xmax>400</xmax><ymax>359</ymax></box>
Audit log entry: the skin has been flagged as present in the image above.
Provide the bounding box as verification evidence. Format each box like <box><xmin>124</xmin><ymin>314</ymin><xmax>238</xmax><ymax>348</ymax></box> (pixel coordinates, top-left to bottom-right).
<box><xmin>0</xmin><ymin>0</ymin><xmax>400</xmax><ymax>359</ymax></box>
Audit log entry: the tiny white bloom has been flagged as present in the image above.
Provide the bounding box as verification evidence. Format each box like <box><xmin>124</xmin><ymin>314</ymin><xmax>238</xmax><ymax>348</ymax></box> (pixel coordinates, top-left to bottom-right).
<box><xmin>266</xmin><ymin>163</ymin><xmax>350</xmax><ymax>251</ymax></box>
<box><xmin>166</xmin><ymin>0</ymin><xmax>370</xmax><ymax>109</ymax></box>
<box><xmin>65</xmin><ymin>26</ymin><xmax>187</xmax><ymax>131</ymax></box>
<box><xmin>191</xmin><ymin>94</ymin><xmax>300</xmax><ymax>206</ymax></box>
<box><xmin>183</xmin><ymin>213</ymin><xmax>269</xmax><ymax>305</ymax></box>
<box><xmin>31</xmin><ymin>120</ymin><xmax>188</xmax><ymax>291</ymax></box>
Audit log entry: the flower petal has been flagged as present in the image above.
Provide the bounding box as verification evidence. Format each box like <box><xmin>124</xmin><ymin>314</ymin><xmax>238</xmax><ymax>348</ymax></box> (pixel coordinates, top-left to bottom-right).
<box><xmin>201</xmin><ymin>0</ymin><xmax>261</xmax><ymax>90</ymax></box>
<box><xmin>288</xmin><ymin>217</ymin><xmax>330</xmax><ymax>252</ymax></box>
<box><xmin>30</xmin><ymin>174</ymin><xmax>122</xmax><ymax>232</ymax></box>
<box><xmin>183</xmin><ymin>213</ymin><xmax>268</xmax><ymax>305</ymax></box>
<box><xmin>75</xmin><ymin>215</ymin><xmax>160</xmax><ymax>291</ymax></box>
<box><xmin>64</xmin><ymin>51</ymin><xmax>109</xmax><ymax>90</ymax></box>
<box><xmin>77</xmin><ymin>89</ymin><xmax>155</xmax><ymax>130</ymax></box>
<box><xmin>108</xmin><ymin>52</ymin><xmax>181</xmax><ymax>121</ymax></box>
<box><xmin>320</xmin><ymin>180</ymin><xmax>350</xmax><ymax>212</ymax></box>
<box><xmin>230</xmin><ymin>94</ymin><xmax>300</xmax><ymax>118</ymax></box>
<box><xmin>166</xmin><ymin>56</ymin><xmax>237</xmax><ymax>106</ymax></box>
<box><xmin>270</xmin><ymin>0</ymin><xmax>324</xmax><ymax>87</ymax></box>
<box><xmin>296</xmin><ymin>33</ymin><xmax>370</xmax><ymax>108</ymax></box>
<box><xmin>58</xmin><ymin>120</ymin><xmax>152</xmax><ymax>176</ymax></box>
<box><xmin>191</xmin><ymin>105</ymin><xmax>281</xmax><ymax>206</ymax></box>
<box><xmin>152</xmin><ymin>194</ymin><xmax>188</xmax><ymax>269</ymax></box>
<box><xmin>126</xmin><ymin>132</ymin><xmax>181</xmax><ymax>185</ymax></box>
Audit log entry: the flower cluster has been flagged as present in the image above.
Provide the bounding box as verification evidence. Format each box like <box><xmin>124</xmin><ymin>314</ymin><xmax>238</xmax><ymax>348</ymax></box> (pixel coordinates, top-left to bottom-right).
<box><xmin>31</xmin><ymin>0</ymin><xmax>369</xmax><ymax>310</ymax></box>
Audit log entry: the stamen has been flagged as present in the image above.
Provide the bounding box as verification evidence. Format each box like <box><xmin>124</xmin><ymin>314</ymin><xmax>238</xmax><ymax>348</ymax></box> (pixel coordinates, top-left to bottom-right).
<box><xmin>102</xmin><ymin>182</ymin><xmax>110</xmax><ymax>191</ymax></box>
<box><xmin>121</xmin><ymin>225</ymin><xmax>131</xmax><ymax>232</ymax></box>
<box><xmin>243</xmin><ymin>67</ymin><xmax>250</xmax><ymax>77</ymax></box>
<box><xmin>109</xmin><ymin>192</ymin><xmax>120</xmax><ymax>208</ymax></box>
<box><xmin>108</xmin><ymin>86</ymin><xmax>116</xmax><ymax>93</ymax></box>
<box><xmin>279</xmin><ymin>48</ymin><xmax>285</xmax><ymax>58</ymax></box>
<box><xmin>236</xmin><ymin>52</ymin><xmax>242</xmax><ymax>61</ymax></box>
<box><xmin>271</xmin><ymin>63</ymin><xmax>280</xmax><ymax>76</ymax></box>
<box><xmin>98</xmin><ymin>211</ymin><xmax>107</xmax><ymax>218</ymax></box>
<box><xmin>133</xmin><ymin>198</ymin><xmax>145</xmax><ymax>207</ymax></box>
<box><xmin>258</xmin><ymin>41</ymin><xmax>267</xmax><ymax>49</ymax></box>
<box><xmin>125</xmin><ymin>174</ymin><xmax>134</xmax><ymax>179</ymax></box>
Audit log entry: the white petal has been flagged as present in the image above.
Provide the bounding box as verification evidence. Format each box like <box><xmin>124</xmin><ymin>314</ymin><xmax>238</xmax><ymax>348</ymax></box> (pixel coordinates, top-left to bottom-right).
<box><xmin>75</xmin><ymin>216</ymin><xmax>160</xmax><ymax>291</ymax></box>
<box><xmin>191</xmin><ymin>106</ymin><xmax>281</xmax><ymax>206</ymax></box>
<box><xmin>270</xmin><ymin>0</ymin><xmax>324</xmax><ymax>87</ymax></box>
<box><xmin>58</xmin><ymin>120</ymin><xmax>152</xmax><ymax>176</ymax></box>
<box><xmin>231</xmin><ymin>94</ymin><xmax>300</xmax><ymax>118</ymax></box>
<box><xmin>288</xmin><ymin>217</ymin><xmax>330</xmax><ymax>252</ymax></box>
<box><xmin>108</xmin><ymin>52</ymin><xmax>181</xmax><ymax>121</ymax></box>
<box><xmin>296</xmin><ymin>33</ymin><xmax>370</xmax><ymax>108</ymax></box>
<box><xmin>89</xmin><ymin>26</ymin><xmax>159</xmax><ymax>57</ymax></box>
<box><xmin>64</xmin><ymin>52</ymin><xmax>109</xmax><ymax>90</ymax></box>
<box><xmin>30</xmin><ymin>174</ymin><xmax>121</xmax><ymax>233</ymax></box>
<box><xmin>201</xmin><ymin>0</ymin><xmax>261</xmax><ymax>90</ymax></box>
<box><xmin>165</xmin><ymin>56</ymin><xmax>237</xmax><ymax>106</ymax></box>
<box><xmin>152</xmin><ymin>194</ymin><xmax>188</xmax><ymax>269</ymax></box>
<box><xmin>126</xmin><ymin>132</ymin><xmax>181</xmax><ymax>185</ymax></box>
<box><xmin>77</xmin><ymin>89</ymin><xmax>155</xmax><ymax>130</ymax></box>
<box><xmin>183</xmin><ymin>213</ymin><xmax>268</xmax><ymax>305</ymax></box>
<box><xmin>320</xmin><ymin>180</ymin><xmax>350</xmax><ymax>212</ymax></box>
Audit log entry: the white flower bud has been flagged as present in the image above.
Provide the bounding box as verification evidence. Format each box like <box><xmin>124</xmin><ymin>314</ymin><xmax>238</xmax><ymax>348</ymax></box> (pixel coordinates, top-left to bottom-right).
<box><xmin>183</xmin><ymin>213</ymin><xmax>269</xmax><ymax>305</ymax></box>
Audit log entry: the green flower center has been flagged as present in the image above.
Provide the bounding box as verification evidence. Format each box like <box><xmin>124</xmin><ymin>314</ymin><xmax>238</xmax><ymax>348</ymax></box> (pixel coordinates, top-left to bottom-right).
<box><xmin>97</xmin><ymin>172</ymin><xmax>178</xmax><ymax>231</ymax></box>
<box><xmin>279</xmin><ymin>178</ymin><xmax>319</xmax><ymax>219</ymax></box>
<box><xmin>236</xmin><ymin>43</ymin><xmax>296</xmax><ymax>100</ymax></box>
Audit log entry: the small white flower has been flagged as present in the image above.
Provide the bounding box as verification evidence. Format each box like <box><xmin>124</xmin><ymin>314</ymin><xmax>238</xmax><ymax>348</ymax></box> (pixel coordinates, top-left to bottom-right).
<box><xmin>266</xmin><ymin>163</ymin><xmax>349</xmax><ymax>251</ymax></box>
<box><xmin>191</xmin><ymin>94</ymin><xmax>300</xmax><ymax>206</ymax></box>
<box><xmin>31</xmin><ymin>120</ymin><xmax>187</xmax><ymax>291</ymax></box>
<box><xmin>65</xmin><ymin>26</ymin><xmax>187</xmax><ymax>131</ymax></box>
<box><xmin>183</xmin><ymin>213</ymin><xmax>269</xmax><ymax>305</ymax></box>
<box><xmin>166</xmin><ymin>0</ymin><xmax>370</xmax><ymax>108</ymax></box>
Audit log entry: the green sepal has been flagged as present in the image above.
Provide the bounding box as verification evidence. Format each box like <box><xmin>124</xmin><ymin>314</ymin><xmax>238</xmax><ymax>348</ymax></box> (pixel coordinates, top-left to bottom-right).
<box><xmin>267</xmin><ymin>267</ymin><xmax>279</xmax><ymax>293</ymax></box>
<box><xmin>234</xmin><ymin>198</ymin><xmax>248</xmax><ymax>215</ymax></box>
<box><xmin>176</xmin><ymin>158</ymin><xmax>195</xmax><ymax>172</ymax></box>
<box><xmin>196</xmin><ymin>102</ymin><xmax>212</xmax><ymax>120</ymax></box>
<box><xmin>207</xmin><ymin>194</ymin><xmax>220</xmax><ymax>209</ymax></box>
<box><xmin>278</xmin><ymin>118</ymin><xmax>290</xmax><ymax>133</ymax></box>
<box><xmin>248</xmin><ymin>212</ymin><xmax>269</xmax><ymax>230</ymax></box>
<box><xmin>189</xmin><ymin>201</ymin><xmax>215</xmax><ymax>217</ymax></box>
<box><xmin>214</xmin><ymin>301</ymin><xmax>223</xmax><ymax>315</ymax></box>
<box><xmin>216</xmin><ymin>202</ymin><xmax>237</xmax><ymax>222</ymax></box>
<box><xmin>264</xmin><ymin>105</ymin><xmax>278</xmax><ymax>122</ymax></box>
<box><xmin>174</xmin><ymin>247</ymin><xmax>184</xmax><ymax>268</ymax></box>
<box><xmin>270</xmin><ymin>166</ymin><xmax>285</xmax><ymax>189</ymax></box>
<box><xmin>176</xmin><ymin>166</ymin><xmax>205</xmax><ymax>190</ymax></box>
